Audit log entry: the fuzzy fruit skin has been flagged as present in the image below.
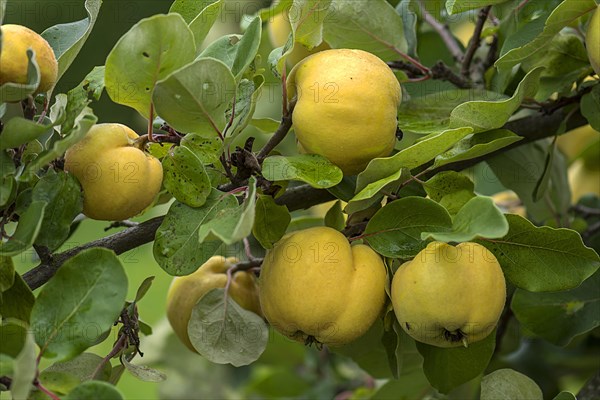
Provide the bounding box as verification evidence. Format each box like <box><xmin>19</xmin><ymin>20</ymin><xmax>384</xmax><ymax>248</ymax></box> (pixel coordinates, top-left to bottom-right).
<box><xmin>259</xmin><ymin>226</ymin><xmax>387</xmax><ymax>346</ymax></box>
<box><xmin>586</xmin><ymin>5</ymin><xmax>600</xmax><ymax>76</ymax></box>
<box><xmin>0</xmin><ymin>24</ymin><xmax>58</xmax><ymax>93</ymax></box>
<box><xmin>267</xmin><ymin>10</ymin><xmax>329</xmax><ymax>66</ymax></box>
<box><xmin>287</xmin><ymin>49</ymin><xmax>401</xmax><ymax>176</ymax></box>
<box><xmin>166</xmin><ymin>256</ymin><xmax>262</xmax><ymax>352</ymax></box>
<box><xmin>391</xmin><ymin>242</ymin><xmax>506</xmax><ymax>348</ymax></box>
<box><xmin>64</xmin><ymin>123</ymin><xmax>163</xmax><ymax>221</ymax></box>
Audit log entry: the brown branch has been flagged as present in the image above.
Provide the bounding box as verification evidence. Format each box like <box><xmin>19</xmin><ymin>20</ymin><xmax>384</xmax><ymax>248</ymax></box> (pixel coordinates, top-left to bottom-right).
<box><xmin>22</xmin><ymin>109</ymin><xmax>588</xmax><ymax>291</ymax></box>
<box><xmin>418</xmin><ymin>1</ymin><xmax>464</xmax><ymax>62</ymax></box>
<box><xmin>431</xmin><ymin>62</ymin><xmax>472</xmax><ymax>89</ymax></box>
<box><xmin>256</xmin><ymin>100</ymin><xmax>296</xmax><ymax>162</ymax></box>
<box><xmin>461</xmin><ymin>6</ymin><xmax>492</xmax><ymax>77</ymax></box>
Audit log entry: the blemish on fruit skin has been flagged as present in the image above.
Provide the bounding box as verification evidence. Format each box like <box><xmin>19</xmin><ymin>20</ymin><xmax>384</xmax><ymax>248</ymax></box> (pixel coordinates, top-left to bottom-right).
<box><xmin>142</xmin><ymin>52</ymin><xmax>150</xmax><ymax>58</ymax></box>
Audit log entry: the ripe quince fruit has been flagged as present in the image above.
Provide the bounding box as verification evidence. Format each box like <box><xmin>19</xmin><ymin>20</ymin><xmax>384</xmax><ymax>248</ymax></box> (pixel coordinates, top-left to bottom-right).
<box><xmin>259</xmin><ymin>226</ymin><xmax>387</xmax><ymax>346</ymax></box>
<box><xmin>64</xmin><ymin>123</ymin><xmax>163</xmax><ymax>221</ymax></box>
<box><xmin>586</xmin><ymin>4</ymin><xmax>600</xmax><ymax>75</ymax></box>
<box><xmin>267</xmin><ymin>6</ymin><xmax>329</xmax><ymax>66</ymax></box>
<box><xmin>287</xmin><ymin>49</ymin><xmax>401</xmax><ymax>175</ymax></box>
<box><xmin>166</xmin><ymin>256</ymin><xmax>262</xmax><ymax>352</ymax></box>
<box><xmin>491</xmin><ymin>191</ymin><xmax>526</xmax><ymax>217</ymax></box>
<box><xmin>391</xmin><ymin>242</ymin><xmax>506</xmax><ymax>348</ymax></box>
<box><xmin>0</xmin><ymin>24</ymin><xmax>58</xmax><ymax>93</ymax></box>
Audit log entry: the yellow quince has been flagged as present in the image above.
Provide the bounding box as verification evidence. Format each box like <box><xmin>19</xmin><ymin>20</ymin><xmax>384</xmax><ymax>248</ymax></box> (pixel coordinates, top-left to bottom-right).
<box><xmin>259</xmin><ymin>226</ymin><xmax>387</xmax><ymax>346</ymax></box>
<box><xmin>0</xmin><ymin>24</ymin><xmax>58</xmax><ymax>93</ymax></box>
<box><xmin>64</xmin><ymin>123</ymin><xmax>163</xmax><ymax>221</ymax></box>
<box><xmin>391</xmin><ymin>242</ymin><xmax>506</xmax><ymax>348</ymax></box>
<box><xmin>287</xmin><ymin>49</ymin><xmax>401</xmax><ymax>175</ymax></box>
<box><xmin>166</xmin><ymin>256</ymin><xmax>262</xmax><ymax>352</ymax></box>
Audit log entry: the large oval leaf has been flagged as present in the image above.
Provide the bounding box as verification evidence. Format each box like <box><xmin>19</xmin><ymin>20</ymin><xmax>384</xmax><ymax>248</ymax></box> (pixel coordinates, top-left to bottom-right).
<box><xmin>31</xmin><ymin>248</ymin><xmax>128</xmax><ymax>361</ymax></box>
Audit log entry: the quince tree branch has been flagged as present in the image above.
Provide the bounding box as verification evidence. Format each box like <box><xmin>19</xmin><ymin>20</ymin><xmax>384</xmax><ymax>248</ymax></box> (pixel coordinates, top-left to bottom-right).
<box><xmin>22</xmin><ymin>108</ymin><xmax>587</xmax><ymax>291</ymax></box>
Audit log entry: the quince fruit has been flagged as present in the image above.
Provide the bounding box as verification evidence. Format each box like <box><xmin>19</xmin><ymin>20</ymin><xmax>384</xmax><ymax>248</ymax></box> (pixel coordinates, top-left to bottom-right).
<box><xmin>491</xmin><ymin>191</ymin><xmax>526</xmax><ymax>217</ymax></box>
<box><xmin>0</xmin><ymin>24</ymin><xmax>58</xmax><ymax>93</ymax></box>
<box><xmin>391</xmin><ymin>242</ymin><xmax>506</xmax><ymax>348</ymax></box>
<box><xmin>64</xmin><ymin>123</ymin><xmax>163</xmax><ymax>221</ymax></box>
<box><xmin>287</xmin><ymin>49</ymin><xmax>401</xmax><ymax>175</ymax></box>
<box><xmin>166</xmin><ymin>256</ymin><xmax>262</xmax><ymax>352</ymax></box>
<box><xmin>267</xmin><ymin>6</ymin><xmax>329</xmax><ymax>66</ymax></box>
<box><xmin>259</xmin><ymin>226</ymin><xmax>387</xmax><ymax>346</ymax></box>
<box><xmin>586</xmin><ymin>4</ymin><xmax>600</xmax><ymax>75</ymax></box>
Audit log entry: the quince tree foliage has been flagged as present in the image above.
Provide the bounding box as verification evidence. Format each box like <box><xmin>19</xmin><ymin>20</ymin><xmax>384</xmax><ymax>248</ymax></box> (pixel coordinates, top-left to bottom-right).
<box><xmin>0</xmin><ymin>0</ymin><xmax>599</xmax><ymax>399</ymax></box>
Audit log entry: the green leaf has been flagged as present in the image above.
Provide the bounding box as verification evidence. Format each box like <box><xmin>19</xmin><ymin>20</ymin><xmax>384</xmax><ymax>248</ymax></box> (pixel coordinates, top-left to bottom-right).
<box><xmin>371</xmin><ymin>369</ymin><xmax>431</xmax><ymax>400</ymax></box>
<box><xmin>43</xmin><ymin>353</ymin><xmax>111</xmax><ymax>382</ymax></box>
<box><xmin>496</xmin><ymin>0</ymin><xmax>597</xmax><ymax>71</ymax></box>
<box><xmin>197</xmin><ymin>176</ymin><xmax>257</xmax><ymax>245</ymax></box>
<box><xmin>324</xmin><ymin>200</ymin><xmax>345</xmax><ymax>231</ymax></box>
<box><xmin>38</xmin><ymin>370</ymin><xmax>80</xmax><ymax>395</ymax></box>
<box><xmin>0</xmin><ymin>255</ymin><xmax>15</xmax><ymax>293</ymax></box>
<box><xmin>170</xmin><ymin>0</ymin><xmax>223</xmax><ymax>54</ymax></box>
<box><xmin>424</xmin><ymin>171</ymin><xmax>474</xmax><ymax>202</ymax></box>
<box><xmin>32</xmin><ymin>170</ymin><xmax>83</xmax><ymax>251</ymax></box>
<box><xmin>0</xmin><ymin>273</ymin><xmax>34</xmax><ymax>323</ymax></box>
<box><xmin>532</xmin><ymin>137</ymin><xmax>557</xmax><ymax>202</ymax></box>
<box><xmin>486</xmin><ymin>141</ymin><xmax>570</xmax><ymax>222</ymax></box>
<box><xmin>477</xmin><ymin>215</ymin><xmax>600</xmax><ymax>292</ymax></box>
<box><xmin>188</xmin><ymin>288</ymin><xmax>268</xmax><ymax>366</ymax></box>
<box><xmin>0</xmin><ymin>0</ymin><xmax>5</xmax><ymax>25</ymax></box>
<box><xmin>0</xmin><ymin>49</ymin><xmax>40</xmax><ymax>103</ymax></box>
<box><xmin>356</xmin><ymin>127</ymin><xmax>473</xmax><ymax>193</ymax></box>
<box><xmin>121</xmin><ymin>355</ymin><xmax>166</xmax><ymax>382</ymax></box>
<box><xmin>180</xmin><ymin>133</ymin><xmax>222</xmax><ymax>165</ymax></box>
<box><xmin>480</xmin><ymin>369</ymin><xmax>543</xmax><ymax>400</ymax></box>
<box><xmin>133</xmin><ymin>276</ymin><xmax>155</xmax><ymax>304</ymax></box>
<box><xmin>0</xmin><ymin>200</ymin><xmax>46</xmax><ymax>257</ymax></box>
<box><xmin>65</xmin><ymin>381</ymin><xmax>124</xmax><ymax>400</ymax></box>
<box><xmin>433</xmin><ymin>129</ymin><xmax>523</xmax><ymax>168</ymax></box>
<box><xmin>323</xmin><ymin>0</ymin><xmax>407</xmax><ymax>61</ymax></box>
<box><xmin>0</xmin><ymin>174</ymin><xmax>15</xmax><ymax>208</ymax></box>
<box><xmin>153</xmin><ymin>190</ymin><xmax>238</xmax><ymax>275</ymax></box>
<box><xmin>22</xmin><ymin>99</ymin><xmax>97</xmax><ymax>180</ymax></box>
<box><xmin>292</xmin><ymin>0</ymin><xmax>332</xmax><ymax>49</ymax></box>
<box><xmin>449</xmin><ymin>68</ymin><xmax>543</xmax><ymax>132</ymax></box>
<box><xmin>446</xmin><ymin>0</ymin><xmax>511</xmax><ymax>15</ymax></box>
<box><xmin>162</xmin><ymin>146</ymin><xmax>211</xmax><ymax>207</ymax></box>
<box><xmin>423</xmin><ymin>171</ymin><xmax>475</xmax><ymax>215</ymax></box>
<box><xmin>105</xmin><ymin>14</ymin><xmax>196</xmax><ymax>118</ymax></box>
<box><xmin>417</xmin><ymin>331</ymin><xmax>496</xmax><ymax>394</ymax></box>
<box><xmin>398</xmin><ymin>90</ymin><xmax>506</xmax><ymax>134</ymax></box>
<box><xmin>153</xmin><ymin>57</ymin><xmax>236</xmax><ymax>134</ymax></box>
<box><xmin>200</xmin><ymin>16</ymin><xmax>262</xmax><ymax>81</ymax></box>
<box><xmin>511</xmin><ymin>270</ymin><xmax>600</xmax><ymax>346</ymax></box>
<box><xmin>364</xmin><ymin>197</ymin><xmax>452</xmax><ymax>259</ymax></box>
<box><xmin>0</xmin><ymin>320</ymin><xmax>27</xmax><ymax>357</ymax></box>
<box><xmin>347</xmin><ymin>169</ymin><xmax>407</xmax><ymax>211</ymax></box>
<box><xmin>422</xmin><ymin>196</ymin><xmax>509</xmax><ymax>242</ymax></box>
<box><xmin>581</xmin><ymin>84</ymin><xmax>600</xmax><ymax>132</ymax></box>
<box><xmin>31</xmin><ymin>248</ymin><xmax>128</xmax><ymax>361</ymax></box>
<box><xmin>10</xmin><ymin>331</ymin><xmax>37</xmax><ymax>400</ymax></box>
<box><xmin>41</xmin><ymin>0</ymin><xmax>101</xmax><ymax>82</ymax></box>
<box><xmin>250</xmin><ymin>118</ymin><xmax>280</xmax><ymax>133</ymax></box>
<box><xmin>553</xmin><ymin>392</ymin><xmax>577</xmax><ymax>400</ymax></box>
<box><xmin>224</xmin><ymin>76</ymin><xmax>265</xmax><ymax>142</ymax></box>
<box><xmin>262</xmin><ymin>154</ymin><xmax>343</xmax><ymax>189</ymax></box>
<box><xmin>333</xmin><ymin>319</ymin><xmax>394</xmax><ymax>379</ymax></box>
<box><xmin>0</xmin><ymin>117</ymin><xmax>54</xmax><ymax>150</ymax></box>
<box><xmin>252</xmin><ymin>195</ymin><xmax>291</xmax><ymax>249</ymax></box>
